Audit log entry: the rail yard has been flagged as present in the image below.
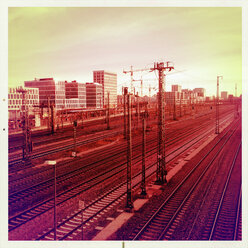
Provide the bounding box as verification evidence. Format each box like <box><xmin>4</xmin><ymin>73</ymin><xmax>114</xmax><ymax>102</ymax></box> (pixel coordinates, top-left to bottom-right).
<box><xmin>8</xmin><ymin>102</ymin><xmax>242</xmax><ymax>241</ymax></box>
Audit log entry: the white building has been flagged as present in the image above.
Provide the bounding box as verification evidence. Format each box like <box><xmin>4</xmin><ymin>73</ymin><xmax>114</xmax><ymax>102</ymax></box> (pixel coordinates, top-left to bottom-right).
<box><xmin>8</xmin><ymin>86</ymin><xmax>39</xmax><ymax>113</ymax></box>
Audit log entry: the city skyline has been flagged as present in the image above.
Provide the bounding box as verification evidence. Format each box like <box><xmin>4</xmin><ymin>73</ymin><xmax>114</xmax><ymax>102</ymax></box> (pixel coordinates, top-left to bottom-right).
<box><xmin>9</xmin><ymin>7</ymin><xmax>242</xmax><ymax>97</ymax></box>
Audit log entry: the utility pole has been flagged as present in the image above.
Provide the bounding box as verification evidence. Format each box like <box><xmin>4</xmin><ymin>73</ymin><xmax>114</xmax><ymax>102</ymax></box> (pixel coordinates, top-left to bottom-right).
<box><xmin>16</xmin><ymin>87</ymin><xmax>30</xmax><ymax>161</ymax></box>
<box><xmin>81</xmin><ymin>111</ymin><xmax>84</xmax><ymax>129</ymax></box>
<box><xmin>173</xmin><ymin>93</ymin><xmax>176</xmax><ymax>120</ymax></box>
<box><xmin>235</xmin><ymin>83</ymin><xmax>239</xmax><ymax>118</ymax></box>
<box><xmin>123</xmin><ymin>87</ymin><xmax>128</xmax><ymax>139</ymax></box>
<box><xmin>136</xmin><ymin>92</ymin><xmax>140</xmax><ymax>127</ymax></box>
<box><xmin>47</xmin><ymin>96</ymin><xmax>51</xmax><ymax>132</ymax></box>
<box><xmin>189</xmin><ymin>92</ymin><xmax>192</xmax><ymax>115</ymax></box>
<box><xmin>141</xmin><ymin>118</ymin><xmax>147</xmax><ymax>196</ymax></box>
<box><xmin>72</xmin><ymin>120</ymin><xmax>77</xmax><ymax>157</ymax></box>
<box><xmin>180</xmin><ymin>92</ymin><xmax>182</xmax><ymax>117</ymax></box>
<box><xmin>106</xmin><ymin>92</ymin><xmax>110</xmax><ymax>129</ymax></box>
<box><xmin>54</xmin><ymin>161</ymin><xmax>57</xmax><ymax>240</ymax></box>
<box><xmin>123</xmin><ymin>66</ymin><xmax>134</xmax><ymax>95</ymax></box>
<box><xmin>151</xmin><ymin>62</ymin><xmax>174</xmax><ymax>184</ymax></box>
<box><xmin>216</xmin><ymin>76</ymin><xmax>223</xmax><ymax>134</ymax></box>
<box><xmin>149</xmin><ymin>84</ymin><xmax>151</xmax><ymax>108</ymax></box>
<box><xmin>141</xmin><ymin>77</ymin><xmax>143</xmax><ymax>97</ymax></box>
<box><xmin>126</xmin><ymin>93</ymin><xmax>133</xmax><ymax>210</ymax></box>
<box><xmin>51</xmin><ymin>103</ymin><xmax>55</xmax><ymax>134</ymax></box>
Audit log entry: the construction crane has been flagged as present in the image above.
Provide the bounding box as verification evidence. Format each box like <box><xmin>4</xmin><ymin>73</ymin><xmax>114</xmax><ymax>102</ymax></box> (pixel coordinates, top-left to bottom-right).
<box><xmin>123</xmin><ymin>66</ymin><xmax>152</xmax><ymax>94</ymax></box>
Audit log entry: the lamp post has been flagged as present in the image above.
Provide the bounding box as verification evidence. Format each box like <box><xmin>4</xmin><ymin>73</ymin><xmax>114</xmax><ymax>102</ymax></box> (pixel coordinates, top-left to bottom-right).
<box><xmin>79</xmin><ymin>200</ymin><xmax>84</xmax><ymax>240</ymax></box>
<box><xmin>47</xmin><ymin>160</ymin><xmax>57</xmax><ymax>240</ymax></box>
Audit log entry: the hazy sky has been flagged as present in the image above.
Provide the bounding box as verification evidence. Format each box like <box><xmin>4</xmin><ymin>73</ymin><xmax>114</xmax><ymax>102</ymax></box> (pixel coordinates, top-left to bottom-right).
<box><xmin>8</xmin><ymin>7</ymin><xmax>242</xmax><ymax>96</ymax></box>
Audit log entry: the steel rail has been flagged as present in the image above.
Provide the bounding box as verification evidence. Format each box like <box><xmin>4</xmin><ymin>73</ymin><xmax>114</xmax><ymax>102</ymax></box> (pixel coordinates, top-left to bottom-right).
<box><xmin>36</xmin><ymin>119</ymin><xmax>239</xmax><ymax>240</ymax></box>
<box><xmin>9</xmin><ymin>113</ymin><xmax>234</xmax><ymax>232</ymax></box>
<box><xmin>132</xmin><ymin>119</ymin><xmax>240</xmax><ymax>240</ymax></box>
<box><xmin>208</xmin><ymin>142</ymin><xmax>241</xmax><ymax>240</ymax></box>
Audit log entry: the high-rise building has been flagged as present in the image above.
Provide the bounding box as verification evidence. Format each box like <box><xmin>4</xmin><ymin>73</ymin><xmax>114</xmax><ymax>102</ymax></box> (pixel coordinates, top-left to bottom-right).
<box><xmin>172</xmin><ymin>85</ymin><xmax>182</xmax><ymax>92</ymax></box>
<box><xmin>65</xmin><ymin>81</ymin><xmax>86</xmax><ymax>109</ymax></box>
<box><xmin>8</xmin><ymin>86</ymin><xmax>39</xmax><ymax>119</ymax></box>
<box><xmin>25</xmin><ymin>78</ymin><xmax>66</xmax><ymax>110</ymax></box>
<box><xmin>193</xmin><ymin>88</ymin><xmax>206</xmax><ymax>98</ymax></box>
<box><xmin>193</xmin><ymin>88</ymin><xmax>206</xmax><ymax>102</ymax></box>
<box><xmin>25</xmin><ymin>78</ymin><xmax>87</xmax><ymax>110</ymax></box>
<box><xmin>93</xmin><ymin>70</ymin><xmax>117</xmax><ymax>107</ymax></box>
<box><xmin>86</xmin><ymin>83</ymin><xmax>103</xmax><ymax>109</ymax></box>
<box><xmin>65</xmin><ymin>81</ymin><xmax>79</xmax><ymax>99</ymax></box>
<box><xmin>8</xmin><ymin>86</ymin><xmax>39</xmax><ymax>111</ymax></box>
<box><xmin>221</xmin><ymin>91</ymin><xmax>228</xmax><ymax>100</ymax></box>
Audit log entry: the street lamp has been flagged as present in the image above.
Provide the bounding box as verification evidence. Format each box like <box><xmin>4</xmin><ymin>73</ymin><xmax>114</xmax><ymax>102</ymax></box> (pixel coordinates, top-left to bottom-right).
<box><xmin>46</xmin><ymin>160</ymin><xmax>57</xmax><ymax>240</ymax></box>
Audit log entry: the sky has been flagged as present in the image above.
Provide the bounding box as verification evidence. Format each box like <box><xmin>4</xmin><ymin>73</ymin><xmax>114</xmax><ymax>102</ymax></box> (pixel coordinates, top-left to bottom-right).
<box><xmin>8</xmin><ymin>7</ymin><xmax>242</xmax><ymax>97</ymax></box>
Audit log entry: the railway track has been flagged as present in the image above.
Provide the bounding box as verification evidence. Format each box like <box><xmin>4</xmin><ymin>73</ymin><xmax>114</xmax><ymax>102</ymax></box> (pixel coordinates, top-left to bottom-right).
<box><xmin>9</xmin><ymin>114</ymin><xmax>235</xmax><ymax>239</ymax></box>
<box><xmin>9</xmin><ymin>112</ymin><xmax>233</xmax><ymax>214</ymax></box>
<box><xmin>207</xmin><ymin>143</ymin><xmax>241</xmax><ymax>240</ymax></box>
<box><xmin>8</xmin><ymin>114</ymin><xmax>124</xmax><ymax>151</ymax></box>
<box><xmin>9</xmin><ymin>106</ymin><xmax>232</xmax><ymax>183</ymax></box>
<box><xmin>130</xmin><ymin>118</ymin><xmax>240</xmax><ymax>240</ymax></box>
<box><xmin>8</xmin><ymin>106</ymin><xmax>229</xmax><ymax>166</ymax></box>
<box><xmin>8</xmin><ymin>128</ymin><xmax>123</xmax><ymax>167</ymax></box>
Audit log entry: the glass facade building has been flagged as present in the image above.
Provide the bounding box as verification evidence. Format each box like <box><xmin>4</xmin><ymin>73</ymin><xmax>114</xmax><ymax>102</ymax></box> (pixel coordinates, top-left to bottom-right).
<box><xmin>24</xmin><ymin>78</ymin><xmax>86</xmax><ymax>110</ymax></box>
<box><xmin>93</xmin><ymin>70</ymin><xmax>117</xmax><ymax>107</ymax></box>
<box><xmin>86</xmin><ymin>83</ymin><xmax>103</xmax><ymax>109</ymax></box>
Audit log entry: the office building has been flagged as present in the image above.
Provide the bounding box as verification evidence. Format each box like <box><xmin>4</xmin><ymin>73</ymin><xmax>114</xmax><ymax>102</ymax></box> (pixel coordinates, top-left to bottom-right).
<box><xmin>193</xmin><ymin>88</ymin><xmax>206</xmax><ymax>97</ymax></box>
<box><xmin>172</xmin><ymin>85</ymin><xmax>182</xmax><ymax>92</ymax></box>
<box><xmin>93</xmin><ymin>70</ymin><xmax>117</xmax><ymax>107</ymax></box>
<box><xmin>25</xmin><ymin>78</ymin><xmax>66</xmax><ymax>110</ymax></box>
<box><xmin>221</xmin><ymin>91</ymin><xmax>228</xmax><ymax>100</ymax></box>
<box><xmin>8</xmin><ymin>86</ymin><xmax>39</xmax><ymax>112</ymax></box>
<box><xmin>65</xmin><ymin>81</ymin><xmax>86</xmax><ymax>109</ymax></box>
<box><xmin>86</xmin><ymin>83</ymin><xmax>103</xmax><ymax>108</ymax></box>
<box><xmin>8</xmin><ymin>86</ymin><xmax>40</xmax><ymax>126</ymax></box>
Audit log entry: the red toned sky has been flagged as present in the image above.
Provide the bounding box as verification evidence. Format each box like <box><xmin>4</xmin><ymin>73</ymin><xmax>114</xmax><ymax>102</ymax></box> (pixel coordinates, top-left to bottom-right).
<box><xmin>8</xmin><ymin>7</ymin><xmax>242</xmax><ymax>97</ymax></box>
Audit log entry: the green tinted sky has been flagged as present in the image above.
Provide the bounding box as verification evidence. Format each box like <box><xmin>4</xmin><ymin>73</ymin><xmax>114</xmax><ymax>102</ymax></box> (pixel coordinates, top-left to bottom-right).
<box><xmin>8</xmin><ymin>7</ymin><xmax>242</xmax><ymax>96</ymax></box>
